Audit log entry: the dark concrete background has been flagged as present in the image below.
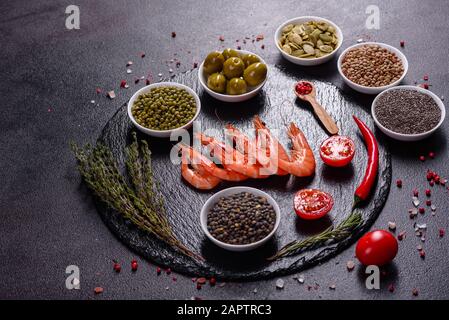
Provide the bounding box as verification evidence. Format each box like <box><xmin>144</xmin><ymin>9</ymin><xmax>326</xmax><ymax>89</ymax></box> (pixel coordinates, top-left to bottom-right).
<box><xmin>0</xmin><ymin>0</ymin><xmax>448</xmax><ymax>300</ymax></box>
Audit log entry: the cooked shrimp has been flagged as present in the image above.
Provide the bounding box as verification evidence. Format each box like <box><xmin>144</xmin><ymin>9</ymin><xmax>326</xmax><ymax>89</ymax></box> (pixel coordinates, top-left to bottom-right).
<box><xmin>277</xmin><ymin>123</ymin><xmax>316</xmax><ymax>177</ymax></box>
<box><xmin>197</xmin><ymin>133</ymin><xmax>269</xmax><ymax>179</ymax></box>
<box><xmin>225</xmin><ymin>124</ymin><xmax>258</xmax><ymax>165</ymax></box>
<box><xmin>179</xmin><ymin>144</ymin><xmax>221</xmax><ymax>190</ymax></box>
<box><xmin>253</xmin><ymin>116</ymin><xmax>290</xmax><ymax>176</ymax></box>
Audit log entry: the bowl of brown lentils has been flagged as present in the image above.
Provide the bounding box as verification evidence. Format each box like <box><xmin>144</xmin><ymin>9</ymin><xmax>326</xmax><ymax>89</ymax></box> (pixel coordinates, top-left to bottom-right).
<box><xmin>200</xmin><ymin>187</ymin><xmax>281</xmax><ymax>252</ymax></box>
<box><xmin>128</xmin><ymin>82</ymin><xmax>201</xmax><ymax>138</ymax></box>
<box><xmin>337</xmin><ymin>42</ymin><xmax>408</xmax><ymax>94</ymax></box>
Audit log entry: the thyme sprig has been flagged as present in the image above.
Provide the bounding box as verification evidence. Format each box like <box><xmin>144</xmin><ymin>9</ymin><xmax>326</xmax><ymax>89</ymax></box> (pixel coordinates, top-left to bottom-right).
<box><xmin>71</xmin><ymin>133</ymin><xmax>202</xmax><ymax>262</ymax></box>
<box><xmin>268</xmin><ymin>211</ymin><xmax>363</xmax><ymax>261</ymax></box>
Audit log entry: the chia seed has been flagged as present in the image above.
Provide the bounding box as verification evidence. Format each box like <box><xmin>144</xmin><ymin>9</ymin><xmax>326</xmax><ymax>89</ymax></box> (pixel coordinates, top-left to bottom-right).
<box><xmin>374</xmin><ymin>89</ymin><xmax>441</xmax><ymax>134</ymax></box>
<box><xmin>207</xmin><ymin>192</ymin><xmax>276</xmax><ymax>245</ymax></box>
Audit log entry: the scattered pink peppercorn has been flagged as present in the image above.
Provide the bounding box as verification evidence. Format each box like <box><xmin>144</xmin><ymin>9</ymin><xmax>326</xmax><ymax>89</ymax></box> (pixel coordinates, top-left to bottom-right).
<box><xmin>120</xmin><ymin>80</ymin><xmax>127</xmax><ymax>88</ymax></box>
<box><xmin>425</xmin><ymin>189</ymin><xmax>431</xmax><ymax>197</ymax></box>
<box><xmin>113</xmin><ymin>263</ymin><xmax>121</xmax><ymax>273</ymax></box>
<box><xmin>219</xmin><ymin>35</ymin><xmax>225</xmax><ymax>41</ymax></box>
<box><xmin>172</xmin><ymin>277</ymin><xmax>177</xmax><ymax>282</ymax></box>
<box><xmin>419</xmin><ymin>155</ymin><xmax>426</xmax><ymax>162</ymax></box>
<box><xmin>426</xmin><ymin>200</ymin><xmax>431</xmax><ymax>206</ymax></box>
<box><xmin>439</xmin><ymin>229</ymin><xmax>445</xmax><ymax>238</ymax></box>
<box><xmin>146</xmin><ymin>79</ymin><xmax>151</xmax><ymax>85</ymax></box>
<box><xmin>413</xmin><ymin>189</ymin><xmax>419</xmax><ymax>197</ymax></box>
<box><xmin>429</xmin><ymin>180</ymin><xmax>435</xmax><ymax>187</ymax></box>
<box><xmin>196</xmin><ymin>283</ymin><xmax>202</xmax><ymax>290</ymax></box>
<box><xmin>423</xmin><ymin>83</ymin><xmax>429</xmax><ymax>89</ymax></box>
<box><xmin>388</xmin><ymin>284</ymin><xmax>395</xmax><ymax>292</ymax></box>
<box><xmin>427</xmin><ymin>171</ymin><xmax>434</xmax><ymax>180</ymax></box>
<box><xmin>131</xmin><ymin>259</ymin><xmax>138</xmax><ymax>271</ymax></box>
<box><xmin>397</xmin><ymin>231</ymin><xmax>406</xmax><ymax>241</ymax></box>
<box><xmin>396</xmin><ymin>179</ymin><xmax>402</xmax><ymax>188</ymax></box>
<box><xmin>424</xmin><ymin>75</ymin><xmax>429</xmax><ymax>81</ymax></box>
<box><xmin>96</xmin><ymin>88</ymin><xmax>102</xmax><ymax>94</ymax></box>
<box><xmin>419</xmin><ymin>207</ymin><xmax>425</xmax><ymax>214</ymax></box>
<box><xmin>412</xmin><ymin>288</ymin><xmax>419</xmax><ymax>296</ymax></box>
<box><xmin>166</xmin><ymin>268</ymin><xmax>171</xmax><ymax>275</ymax></box>
<box><xmin>400</xmin><ymin>40</ymin><xmax>405</xmax><ymax>47</ymax></box>
<box><xmin>419</xmin><ymin>250</ymin><xmax>426</xmax><ymax>259</ymax></box>
<box><xmin>94</xmin><ymin>287</ymin><xmax>104</xmax><ymax>294</ymax></box>
<box><xmin>429</xmin><ymin>151</ymin><xmax>435</xmax><ymax>158</ymax></box>
<box><xmin>209</xmin><ymin>277</ymin><xmax>216</xmax><ymax>286</ymax></box>
<box><xmin>156</xmin><ymin>267</ymin><xmax>161</xmax><ymax>275</ymax></box>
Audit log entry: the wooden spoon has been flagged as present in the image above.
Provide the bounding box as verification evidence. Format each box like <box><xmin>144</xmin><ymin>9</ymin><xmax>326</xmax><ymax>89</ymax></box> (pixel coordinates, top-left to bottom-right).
<box><xmin>294</xmin><ymin>81</ymin><xmax>339</xmax><ymax>135</ymax></box>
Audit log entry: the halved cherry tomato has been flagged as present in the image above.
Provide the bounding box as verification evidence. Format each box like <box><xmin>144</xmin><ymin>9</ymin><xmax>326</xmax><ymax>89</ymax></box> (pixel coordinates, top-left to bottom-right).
<box><xmin>356</xmin><ymin>230</ymin><xmax>398</xmax><ymax>266</ymax></box>
<box><xmin>294</xmin><ymin>189</ymin><xmax>334</xmax><ymax>220</ymax></box>
<box><xmin>320</xmin><ymin>135</ymin><xmax>355</xmax><ymax>167</ymax></box>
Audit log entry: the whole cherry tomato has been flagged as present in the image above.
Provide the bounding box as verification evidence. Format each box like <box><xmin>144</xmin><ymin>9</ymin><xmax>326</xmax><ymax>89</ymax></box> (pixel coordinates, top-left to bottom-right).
<box><xmin>356</xmin><ymin>230</ymin><xmax>398</xmax><ymax>266</ymax></box>
<box><xmin>320</xmin><ymin>135</ymin><xmax>355</xmax><ymax>167</ymax></box>
<box><xmin>294</xmin><ymin>189</ymin><xmax>334</xmax><ymax>220</ymax></box>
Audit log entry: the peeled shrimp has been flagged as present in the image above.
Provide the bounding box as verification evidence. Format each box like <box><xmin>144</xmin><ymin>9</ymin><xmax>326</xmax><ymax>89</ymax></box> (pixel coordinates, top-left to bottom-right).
<box><xmin>197</xmin><ymin>133</ymin><xmax>269</xmax><ymax>179</ymax></box>
<box><xmin>277</xmin><ymin>123</ymin><xmax>316</xmax><ymax>177</ymax></box>
<box><xmin>253</xmin><ymin>116</ymin><xmax>290</xmax><ymax>176</ymax></box>
<box><xmin>179</xmin><ymin>144</ymin><xmax>221</xmax><ymax>190</ymax></box>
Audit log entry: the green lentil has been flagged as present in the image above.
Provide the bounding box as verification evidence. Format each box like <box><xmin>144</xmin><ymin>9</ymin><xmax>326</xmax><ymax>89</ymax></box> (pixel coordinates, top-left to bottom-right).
<box><xmin>131</xmin><ymin>86</ymin><xmax>197</xmax><ymax>131</ymax></box>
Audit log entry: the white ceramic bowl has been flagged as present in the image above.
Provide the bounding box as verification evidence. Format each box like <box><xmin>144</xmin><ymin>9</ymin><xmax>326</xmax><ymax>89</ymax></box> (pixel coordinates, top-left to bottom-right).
<box><xmin>337</xmin><ymin>42</ymin><xmax>409</xmax><ymax>94</ymax></box>
<box><xmin>200</xmin><ymin>187</ymin><xmax>281</xmax><ymax>252</ymax></box>
<box><xmin>198</xmin><ymin>50</ymin><xmax>267</xmax><ymax>103</ymax></box>
<box><xmin>372</xmin><ymin>85</ymin><xmax>446</xmax><ymax>141</ymax></box>
<box><xmin>127</xmin><ymin>82</ymin><xmax>201</xmax><ymax>138</ymax></box>
<box><xmin>274</xmin><ymin>16</ymin><xmax>343</xmax><ymax>66</ymax></box>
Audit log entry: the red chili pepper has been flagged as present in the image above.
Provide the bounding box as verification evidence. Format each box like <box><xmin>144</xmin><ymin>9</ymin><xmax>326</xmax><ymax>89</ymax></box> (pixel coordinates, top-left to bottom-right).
<box><xmin>353</xmin><ymin>116</ymin><xmax>379</xmax><ymax>206</ymax></box>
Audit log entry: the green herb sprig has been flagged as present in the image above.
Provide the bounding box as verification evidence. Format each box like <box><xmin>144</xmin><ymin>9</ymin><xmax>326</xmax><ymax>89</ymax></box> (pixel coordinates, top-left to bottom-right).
<box><xmin>71</xmin><ymin>133</ymin><xmax>202</xmax><ymax>262</ymax></box>
<box><xmin>268</xmin><ymin>211</ymin><xmax>363</xmax><ymax>261</ymax></box>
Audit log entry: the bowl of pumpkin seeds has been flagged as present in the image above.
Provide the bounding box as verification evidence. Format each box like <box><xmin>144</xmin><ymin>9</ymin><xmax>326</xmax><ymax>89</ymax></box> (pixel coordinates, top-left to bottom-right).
<box><xmin>127</xmin><ymin>82</ymin><xmax>201</xmax><ymax>138</ymax></box>
<box><xmin>275</xmin><ymin>16</ymin><xmax>343</xmax><ymax>66</ymax></box>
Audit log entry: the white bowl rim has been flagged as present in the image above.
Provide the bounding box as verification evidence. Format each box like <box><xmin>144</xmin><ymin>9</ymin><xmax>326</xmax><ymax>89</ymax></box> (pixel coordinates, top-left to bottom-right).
<box><xmin>371</xmin><ymin>85</ymin><xmax>446</xmax><ymax>138</ymax></box>
<box><xmin>337</xmin><ymin>41</ymin><xmax>409</xmax><ymax>91</ymax></box>
<box><xmin>200</xmin><ymin>186</ymin><xmax>281</xmax><ymax>250</ymax></box>
<box><xmin>198</xmin><ymin>49</ymin><xmax>268</xmax><ymax>98</ymax></box>
<box><xmin>127</xmin><ymin>82</ymin><xmax>201</xmax><ymax>134</ymax></box>
<box><xmin>274</xmin><ymin>15</ymin><xmax>344</xmax><ymax>62</ymax></box>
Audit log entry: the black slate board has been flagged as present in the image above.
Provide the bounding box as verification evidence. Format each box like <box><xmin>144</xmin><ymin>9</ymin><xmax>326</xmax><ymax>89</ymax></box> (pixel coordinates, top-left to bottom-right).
<box><xmin>96</xmin><ymin>65</ymin><xmax>391</xmax><ymax>280</ymax></box>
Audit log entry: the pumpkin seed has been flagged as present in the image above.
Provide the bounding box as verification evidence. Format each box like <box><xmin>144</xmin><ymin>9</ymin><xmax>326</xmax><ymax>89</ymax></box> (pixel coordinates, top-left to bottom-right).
<box><xmin>278</xmin><ymin>20</ymin><xmax>339</xmax><ymax>59</ymax></box>
<box><xmin>303</xmin><ymin>44</ymin><xmax>315</xmax><ymax>55</ymax></box>
<box><xmin>319</xmin><ymin>45</ymin><xmax>334</xmax><ymax>53</ymax></box>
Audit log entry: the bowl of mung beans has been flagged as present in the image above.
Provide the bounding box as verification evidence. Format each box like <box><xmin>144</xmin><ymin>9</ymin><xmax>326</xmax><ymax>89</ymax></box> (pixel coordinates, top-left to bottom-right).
<box><xmin>200</xmin><ymin>186</ymin><xmax>281</xmax><ymax>252</ymax></box>
<box><xmin>127</xmin><ymin>82</ymin><xmax>201</xmax><ymax>138</ymax></box>
<box><xmin>337</xmin><ymin>42</ymin><xmax>408</xmax><ymax>94</ymax></box>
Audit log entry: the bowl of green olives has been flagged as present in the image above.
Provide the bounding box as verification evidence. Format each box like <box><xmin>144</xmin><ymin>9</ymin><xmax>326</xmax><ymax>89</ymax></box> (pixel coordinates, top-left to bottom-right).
<box><xmin>127</xmin><ymin>82</ymin><xmax>201</xmax><ymax>138</ymax></box>
<box><xmin>275</xmin><ymin>16</ymin><xmax>343</xmax><ymax>66</ymax></box>
<box><xmin>198</xmin><ymin>49</ymin><xmax>268</xmax><ymax>102</ymax></box>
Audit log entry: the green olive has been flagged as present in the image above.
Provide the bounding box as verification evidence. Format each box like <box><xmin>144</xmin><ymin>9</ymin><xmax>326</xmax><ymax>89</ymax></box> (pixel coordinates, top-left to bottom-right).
<box><xmin>241</xmin><ymin>53</ymin><xmax>260</xmax><ymax>67</ymax></box>
<box><xmin>207</xmin><ymin>73</ymin><xmax>227</xmax><ymax>93</ymax></box>
<box><xmin>243</xmin><ymin>62</ymin><xmax>267</xmax><ymax>87</ymax></box>
<box><xmin>222</xmin><ymin>57</ymin><xmax>245</xmax><ymax>79</ymax></box>
<box><xmin>203</xmin><ymin>51</ymin><xmax>225</xmax><ymax>74</ymax></box>
<box><xmin>222</xmin><ymin>48</ymin><xmax>240</xmax><ymax>60</ymax></box>
<box><xmin>226</xmin><ymin>78</ymin><xmax>248</xmax><ymax>95</ymax></box>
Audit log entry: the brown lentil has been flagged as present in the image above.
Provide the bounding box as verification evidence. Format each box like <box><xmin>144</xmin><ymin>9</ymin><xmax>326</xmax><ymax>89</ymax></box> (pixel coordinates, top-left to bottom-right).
<box><xmin>374</xmin><ymin>89</ymin><xmax>441</xmax><ymax>134</ymax></box>
<box><xmin>341</xmin><ymin>44</ymin><xmax>404</xmax><ymax>87</ymax></box>
<box><xmin>207</xmin><ymin>192</ymin><xmax>276</xmax><ymax>245</ymax></box>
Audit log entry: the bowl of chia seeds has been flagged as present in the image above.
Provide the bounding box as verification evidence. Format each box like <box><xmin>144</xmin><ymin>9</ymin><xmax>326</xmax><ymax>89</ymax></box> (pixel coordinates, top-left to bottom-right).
<box><xmin>372</xmin><ymin>86</ymin><xmax>445</xmax><ymax>141</ymax></box>
<box><xmin>127</xmin><ymin>82</ymin><xmax>201</xmax><ymax>138</ymax></box>
<box><xmin>200</xmin><ymin>187</ymin><xmax>281</xmax><ymax>252</ymax></box>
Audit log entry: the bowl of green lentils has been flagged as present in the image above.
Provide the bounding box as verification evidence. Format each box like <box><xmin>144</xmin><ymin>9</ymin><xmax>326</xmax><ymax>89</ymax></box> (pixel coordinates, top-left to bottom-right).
<box><xmin>128</xmin><ymin>82</ymin><xmax>201</xmax><ymax>138</ymax></box>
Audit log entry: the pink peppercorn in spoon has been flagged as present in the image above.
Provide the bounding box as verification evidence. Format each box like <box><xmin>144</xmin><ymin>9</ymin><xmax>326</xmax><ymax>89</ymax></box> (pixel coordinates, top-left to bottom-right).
<box><xmin>294</xmin><ymin>81</ymin><xmax>339</xmax><ymax>135</ymax></box>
